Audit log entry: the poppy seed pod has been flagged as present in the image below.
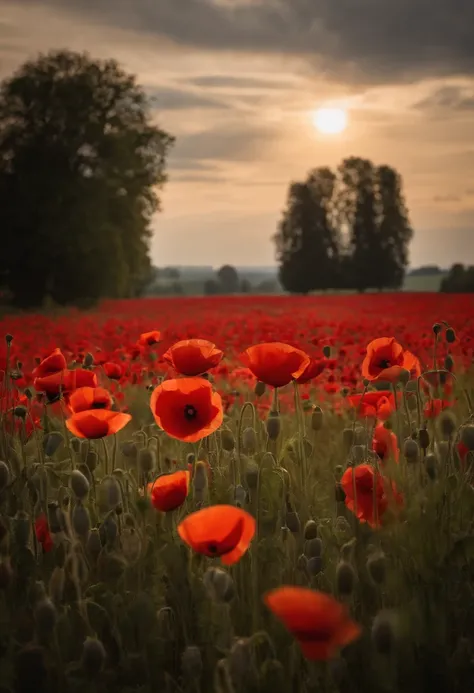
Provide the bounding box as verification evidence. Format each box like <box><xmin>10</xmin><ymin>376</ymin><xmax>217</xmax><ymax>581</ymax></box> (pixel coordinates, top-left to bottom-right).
<box><xmin>138</xmin><ymin>448</ymin><xmax>156</xmax><ymax>474</ymax></box>
<box><xmin>193</xmin><ymin>460</ymin><xmax>208</xmax><ymax>493</ymax></box>
<box><xmin>82</xmin><ymin>637</ymin><xmax>106</xmax><ymax>677</ymax></box>
<box><xmin>181</xmin><ymin>645</ymin><xmax>203</xmax><ymax>679</ymax></box>
<box><xmin>83</xmin><ymin>352</ymin><xmax>94</xmax><ymax>367</ymax></box>
<box><xmin>43</xmin><ymin>431</ymin><xmax>64</xmax><ymax>457</ymax></box>
<box><xmin>121</xmin><ymin>441</ymin><xmax>138</xmax><ymax>459</ymax></box>
<box><xmin>403</xmin><ymin>438</ymin><xmax>420</xmax><ymax>462</ymax></box>
<box><xmin>85</xmin><ymin>450</ymin><xmax>98</xmax><ymax>472</ymax></box>
<box><xmin>34</xmin><ymin>598</ymin><xmax>57</xmax><ymax>637</ymax></box>
<box><xmin>323</xmin><ymin>345</ymin><xmax>331</xmax><ymax>358</ymax></box>
<box><xmin>14</xmin><ymin>405</ymin><xmax>27</xmax><ymax>419</ymax></box>
<box><xmin>203</xmin><ymin>567</ymin><xmax>235</xmax><ymax>603</ymax></box>
<box><xmin>245</xmin><ymin>461</ymin><xmax>259</xmax><ymax>489</ymax></box>
<box><xmin>311</xmin><ymin>406</ymin><xmax>324</xmax><ymax>431</ymax></box>
<box><xmin>367</xmin><ymin>552</ymin><xmax>386</xmax><ymax>585</ymax></box>
<box><xmin>86</xmin><ymin>529</ymin><xmax>102</xmax><ymax>561</ymax></box>
<box><xmin>460</xmin><ymin>425</ymin><xmax>474</xmax><ymax>451</ymax></box>
<box><xmin>254</xmin><ymin>381</ymin><xmax>266</xmax><ymax>397</ymax></box>
<box><xmin>445</xmin><ymin>328</ymin><xmax>456</xmax><ymax>344</ymax></box>
<box><xmin>418</xmin><ymin>428</ymin><xmax>430</xmax><ymax>451</ymax></box>
<box><xmin>304</xmin><ymin>537</ymin><xmax>323</xmax><ymax>558</ymax></box>
<box><xmin>100</xmin><ymin>477</ymin><xmax>121</xmax><ymax>510</ymax></box>
<box><xmin>266</xmin><ymin>411</ymin><xmax>280</xmax><ymax>440</ymax></box>
<box><xmin>444</xmin><ymin>354</ymin><xmax>454</xmax><ymax>371</ymax></box>
<box><xmin>307</xmin><ymin>555</ymin><xmax>323</xmax><ymax>576</ymax></box>
<box><xmin>438</xmin><ymin>411</ymin><xmax>457</xmax><ymax>439</ymax></box>
<box><xmin>72</xmin><ymin>503</ymin><xmax>91</xmax><ymax>537</ymax></box>
<box><xmin>221</xmin><ymin>428</ymin><xmax>235</xmax><ymax>452</ymax></box>
<box><xmin>424</xmin><ymin>452</ymin><xmax>438</xmax><ymax>480</ymax></box>
<box><xmin>336</xmin><ymin>561</ymin><xmax>356</xmax><ymax>596</ymax></box>
<box><xmin>432</xmin><ymin>323</ymin><xmax>442</xmax><ymax>336</ymax></box>
<box><xmin>372</xmin><ymin>612</ymin><xmax>396</xmax><ymax>655</ymax></box>
<box><xmin>303</xmin><ymin>520</ymin><xmax>318</xmax><ymax>540</ymax></box>
<box><xmin>5</xmin><ymin>334</ymin><xmax>13</xmax><ymax>345</ymax></box>
<box><xmin>297</xmin><ymin>554</ymin><xmax>308</xmax><ymax>572</ymax></box>
<box><xmin>242</xmin><ymin>427</ymin><xmax>258</xmax><ymax>455</ymax></box>
<box><xmin>70</xmin><ymin>469</ymin><xmax>90</xmax><ymax>500</ymax></box>
<box><xmin>0</xmin><ymin>460</ymin><xmax>10</xmax><ymax>492</ymax></box>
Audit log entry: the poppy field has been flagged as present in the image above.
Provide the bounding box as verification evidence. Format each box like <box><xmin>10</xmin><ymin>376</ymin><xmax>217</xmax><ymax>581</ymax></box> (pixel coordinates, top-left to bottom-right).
<box><xmin>1</xmin><ymin>292</ymin><xmax>474</xmax><ymax>693</ymax></box>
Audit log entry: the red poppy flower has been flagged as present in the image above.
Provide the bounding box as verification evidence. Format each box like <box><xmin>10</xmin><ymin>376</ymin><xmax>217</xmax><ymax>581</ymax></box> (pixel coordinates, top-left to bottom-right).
<box><xmin>34</xmin><ymin>368</ymin><xmax>97</xmax><ymax>397</ymax></box>
<box><xmin>32</xmin><ymin>348</ymin><xmax>67</xmax><ymax>378</ymax></box>
<box><xmin>240</xmin><ymin>342</ymin><xmax>310</xmax><ymax>388</ymax></box>
<box><xmin>137</xmin><ymin>331</ymin><xmax>161</xmax><ymax>347</ymax></box>
<box><xmin>163</xmin><ymin>339</ymin><xmax>223</xmax><ymax>376</ymax></box>
<box><xmin>68</xmin><ymin>386</ymin><xmax>113</xmax><ymax>414</ymax></box>
<box><xmin>177</xmin><ymin>505</ymin><xmax>255</xmax><ymax>565</ymax></box>
<box><xmin>295</xmin><ymin>358</ymin><xmax>326</xmax><ymax>385</ymax></box>
<box><xmin>264</xmin><ymin>587</ymin><xmax>361</xmax><ymax>660</ymax></box>
<box><xmin>341</xmin><ymin>464</ymin><xmax>388</xmax><ymax>527</ymax></box>
<box><xmin>423</xmin><ymin>398</ymin><xmax>452</xmax><ymax>419</ymax></box>
<box><xmin>362</xmin><ymin>337</ymin><xmax>421</xmax><ymax>383</ymax></box>
<box><xmin>150</xmin><ymin>377</ymin><xmax>223</xmax><ymax>443</ymax></box>
<box><xmin>103</xmin><ymin>361</ymin><xmax>123</xmax><ymax>380</ymax></box>
<box><xmin>35</xmin><ymin>514</ymin><xmax>53</xmax><ymax>553</ymax></box>
<box><xmin>148</xmin><ymin>470</ymin><xmax>190</xmax><ymax>512</ymax></box>
<box><xmin>348</xmin><ymin>390</ymin><xmax>394</xmax><ymax>421</ymax></box>
<box><xmin>66</xmin><ymin>409</ymin><xmax>131</xmax><ymax>439</ymax></box>
<box><xmin>372</xmin><ymin>423</ymin><xmax>400</xmax><ymax>463</ymax></box>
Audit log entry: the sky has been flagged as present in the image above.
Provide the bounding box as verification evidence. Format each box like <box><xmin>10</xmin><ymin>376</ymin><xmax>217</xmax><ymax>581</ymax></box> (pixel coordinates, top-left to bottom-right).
<box><xmin>1</xmin><ymin>0</ymin><xmax>474</xmax><ymax>269</ymax></box>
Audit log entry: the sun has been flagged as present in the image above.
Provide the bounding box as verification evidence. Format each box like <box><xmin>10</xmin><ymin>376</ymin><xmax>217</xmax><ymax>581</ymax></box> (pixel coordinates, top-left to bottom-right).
<box><xmin>312</xmin><ymin>107</ymin><xmax>348</xmax><ymax>135</ymax></box>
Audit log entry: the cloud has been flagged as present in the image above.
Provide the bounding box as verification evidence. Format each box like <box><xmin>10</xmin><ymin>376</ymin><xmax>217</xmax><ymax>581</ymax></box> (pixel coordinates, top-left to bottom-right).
<box><xmin>415</xmin><ymin>86</ymin><xmax>474</xmax><ymax>111</ymax></box>
<box><xmin>184</xmin><ymin>75</ymin><xmax>297</xmax><ymax>90</ymax></box>
<box><xmin>14</xmin><ymin>0</ymin><xmax>474</xmax><ymax>84</ymax></box>
<box><xmin>145</xmin><ymin>86</ymin><xmax>228</xmax><ymax>110</ymax></box>
<box><xmin>170</xmin><ymin>122</ymin><xmax>279</xmax><ymax>162</ymax></box>
<box><xmin>433</xmin><ymin>194</ymin><xmax>461</xmax><ymax>203</ymax></box>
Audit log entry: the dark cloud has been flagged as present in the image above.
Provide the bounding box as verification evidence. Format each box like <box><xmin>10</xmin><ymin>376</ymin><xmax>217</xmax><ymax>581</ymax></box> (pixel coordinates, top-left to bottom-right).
<box><xmin>415</xmin><ymin>86</ymin><xmax>474</xmax><ymax>111</ymax></box>
<box><xmin>146</xmin><ymin>86</ymin><xmax>228</xmax><ymax>110</ymax></box>
<box><xmin>17</xmin><ymin>0</ymin><xmax>474</xmax><ymax>84</ymax></box>
<box><xmin>170</xmin><ymin>123</ymin><xmax>278</xmax><ymax>162</ymax></box>
<box><xmin>184</xmin><ymin>75</ymin><xmax>297</xmax><ymax>90</ymax></box>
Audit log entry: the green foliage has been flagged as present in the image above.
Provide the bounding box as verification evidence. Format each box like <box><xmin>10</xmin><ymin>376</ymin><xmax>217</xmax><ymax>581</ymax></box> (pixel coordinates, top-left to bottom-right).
<box><xmin>0</xmin><ymin>50</ymin><xmax>174</xmax><ymax>308</ymax></box>
<box><xmin>440</xmin><ymin>264</ymin><xmax>474</xmax><ymax>293</ymax></box>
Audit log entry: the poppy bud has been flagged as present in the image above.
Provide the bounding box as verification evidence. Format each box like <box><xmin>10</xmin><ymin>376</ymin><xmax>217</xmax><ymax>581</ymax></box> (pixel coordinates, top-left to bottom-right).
<box><xmin>438</xmin><ymin>411</ymin><xmax>457</xmax><ymax>440</ymax></box>
<box><xmin>266</xmin><ymin>411</ymin><xmax>280</xmax><ymax>440</ymax></box>
<box><xmin>432</xmin><ymin>323</ymin><xmax>442</xmax><ymax>336</ymax></box>
<box><xmin>460</xmin><ymin>425</ymin><xmax>474</xmax><ymax>451</ymax></box>
<box><xmin>404</xmin><ymin>438</ymin><xmax>420</xmax><ymax>462</ymax></box>
<box><xmin>323</xmin><ymin>345</ymin><xmax>331</xmax><ymax>358</ymax></box>
<box><xmin>245</xmin><ymin>461</ymin><xmax>259</xmax><ymax>489</ymax></box>
<box><xmin>85</xmin><ymin>450</ymin><xmax>98</xmax><ymax>472</ymax></box>
<box><xmin>418</xmin><ymin>428</ymin><xmax>430</xmax><ymax>451</ymax></box>
<box><xmin>24</xmin><ymin>387</ymin><xmax>33</xmax><ymax>400</ymax></box>
<box><xmin>203</xmin><ymin>567</ymin><xmax>235</xmax><ymax>603</ymax></box>
<box><xmin>100</xmin><ymin>477</ymin><xmax>121</xmax><ymax>510</ymax></box>
<box><xmin>138</xmin><ymin>448</ymin><xmax>156</xmax><ymax>474</ymax></box>
<box><xmin>186</xmin><ymin>452</ymin><xmax>196</xmax><ymax>467</ymax></box>
<box><xmin>297</xmin><ymin>554</ymin><xmax>308</xmax><ymax>572</ymax></box>
<box><xmin>335</xmin><ymin>482</ymin><xmax>346</xmax><ymax>502</ymax></box>
<box><xmin>48</xmin><ymin>566</ymin><xmax>65</xmax><ymax>604</ymax></box>
<box><xmin>261</xmin><ymin>452</ymin><xmax>276</xmax><ymax>470</ymax></box>
<box><xmin>82</xmin><ymin>637</ymin><xmax>106</xmax><ymax>677</ymax></box>
<box><xmin>398</xmin><ymin>368</ymin><xmax>410</xmax><ymax>385</ymax></box>
<box><xmin>445</xmin><ymin>328</ymin><xmax>456</xmax><ymax>344</ymax></box>
<box><xmin>121</xmin><ymin>528</ymin><xmax>142</xmax><ymax>564</ymax></box>
<box><xmin>5</xmin><ymin>334</ymin><xmax>13</xmax><ymax>345</ymax></box>
<box><xmin>311</xmin><ymin>406</ymin><xmax>324</xmax><ymax>431</ymax></box>
<box><xmin>303</xmin><ymin>520</ymin><xmax>318</xmax><ymax>540</ymax></box>
<box><xmin>14</xmin><ymin>511</ymin><xmax>31</xmax><ymax>547</ymax></box>
<box><xmin>34</xmin><ymin>598</ymin><xmax>57</xmax><ymax>638</ymax></box>
<box><xmin>342</xmin><ymin>428</ymin><xmax>354</xmax><ymax>451</ymax></box>
<box><xmin>86</xmin><ymin>529</ymin><xmax>102</xmax><ymax>561</ymax></box>
<box><xmin>83</xmin><ymin>352</ymin><xmax>94</xmax><ymax>367</ymax></box>
<box><xmin>14</xmin><ymin>405</ymin><xmax>27</xmax><ymax>419</ymax></box>
<box><xmin>352</xmin><ymin>445</ymin><xmax>365</xmax><ymax>463</ymax></box>
<box><xmin>72</xmin><ymin>503</ymin><xmax>90</xmax><ymax>537</ymax></box>
<box><xmin>100</xmin><ymin>514</ymin><xmax>118</xmax><ymax>545</ymax></box>
<box><xmin>372</xmin><ymin>612</ymin><xmax>396</xmax><ymax>655</ymax></box>
<box><xmin>221</xmin><ymin>428</ymin><xmax>235</xmax><ymax>452</ymax></box>
<box><xmin>121</xmin><ymin>441</ymin><xmax>138</xmax><ymax>459</ymax></box>
<box><xmin>336</xmin><ymin>561</ymin><xmax>356</xmax><ymax>596</ymax></box>
<box><xmin>280</xmin><ymin>525</ymin><xmax>291</xmax><ymax>541</ymax></box>
<box><xmin>367</xmin><ymin>552</ymin><xmax>386</xmax><ymax>585</ymax></box>
<box><xmin>285</xmin><ymin>511</ymin><xmax>301</xmax><ymax>534</ymax></box>
<box><xmin>193</xmin><ymin>460</ymin><xmax>208</xmax><ymax>493</ymax></box>
<box><xmin>70</xmin><ymin>469</ymin><xmax>90</xmax><ymax>500</ymax></box>
<box><xmin>304</xmin><ymin>537</ymin><xmax>322</xmax><ymax>558</ymax></box>
<box><xmin>0</xmin><ymin>460</ymin><xmax>10</xmax><ymax>492</ymax></box>
<box><xmin>444</xmin><ymin>354</ymin><xmax>454</xmax><ymax>371</ymax></box>
<box><xmin>0</xmin><ymin>560</ymin><xmax>13</xmax><ymax>590</ymax></box>
<box><xmin>70</xmin><ymin>437</ymin><xmax>81</xmax><ymax>453</ymax></box>
<box><xmin>424</xmin><ymin>452</ymin><xmax>438</xmax><ymax>480</ymax></box>
<box><xmin>307</xmin><ymin>556</ymin><xmax>322</xmax><ymax>576</ymax></box>
<box><xmin>242</xmin><ymin>427</ymin><xmax>258</xmax><ymax>455</ymax></box>
<box><xmin>229</xmin><ymin>638</ymin><xmax>252</xmax><ymax>683</ymax></box>
<box><xmin>255</xmin><ymin>381</ymin><xmax>266</xmax><ymax>397</ymax></box>
<box><xmin>234</xmin><ymin>484</ymin><xmax>247</xmax><ymax>507</ymax></box>
<box><xmin>181</xmin><ymin>645</ymin><xmax>203</xmax><ymax>679</ymax></box>
<box><xmin>43</xmin><ymin>431</ymin><xmax>64</xmax><ymax>457</ymax></box>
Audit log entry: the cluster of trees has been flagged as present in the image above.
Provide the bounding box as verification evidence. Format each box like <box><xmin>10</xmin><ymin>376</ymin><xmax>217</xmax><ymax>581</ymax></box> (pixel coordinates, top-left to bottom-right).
<box><xmin>204</xmin><ymin>265</ymin><xmax>251</xmax><ymax>295</ymax></box>
<box><xmin>440</xmin><ymin>264</ymin><xmax>474</xmax><ymax>293</ymax></box>
<box><xmin>0</xmin><ymin>50</ymin><xmax>174</xmax><ymax>308</ymax></box>
<box><xmin>273</xmin><ymin>159</ymin><xmax>413</xmax><ymax>293</ymax></box>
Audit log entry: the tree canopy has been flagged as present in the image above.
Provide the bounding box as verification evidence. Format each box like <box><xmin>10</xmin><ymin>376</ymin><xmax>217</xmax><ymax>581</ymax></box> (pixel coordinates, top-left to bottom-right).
<box><xmin>0</xmin><ymin>50</ymin><xmax>174</xmax><ymax>307</ymax></box>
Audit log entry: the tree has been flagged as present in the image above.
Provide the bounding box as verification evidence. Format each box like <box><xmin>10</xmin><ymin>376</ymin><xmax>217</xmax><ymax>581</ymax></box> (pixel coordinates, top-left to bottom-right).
<box><xmin>273</xmin><ymin>167</ymin><xmax>339</xmax><ymax>294</ymax></box>
<box><xmin>0</xmin><ymin>50</ymin><xmax>174</xmax><ymax>307</ymax></box>
<box><xmin>217</xmin><ymin>265</ymin><xmax>240</xmax><ymax>294</ymax></box>
<box><xmin>440</xmin><ymin>264</ymin><xmax>474</xmax><ymax>292</ymax></box>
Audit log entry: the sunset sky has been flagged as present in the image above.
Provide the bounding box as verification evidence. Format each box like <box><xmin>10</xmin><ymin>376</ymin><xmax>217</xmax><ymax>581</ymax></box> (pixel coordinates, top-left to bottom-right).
<box><xmin>1</xmin><ymin>0</ymin><xmax>473</xmax><ymax>268</ymax></box>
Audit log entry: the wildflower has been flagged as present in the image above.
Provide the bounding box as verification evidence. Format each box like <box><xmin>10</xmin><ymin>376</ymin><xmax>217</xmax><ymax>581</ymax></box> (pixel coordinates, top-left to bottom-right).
<box><xmin>177</xmin><ymin>505</ymin><xmax>255</xmax><ymax>565</ymax></box>
<box><xmin>348</xmin><ymin>390</ymin><xmax>394</xmax><ymax>421</ymax></box>
<box><xmin>66</xmin><ymin>409</ymin><xmax>131</xmax><ymax>439</ymax></box>
<box><xmin>362</xmin><ymin>337</ymin><xmax>421</xmax><ymax>383</ymax></box>
<box><xmin>103</xmin><ymin>361</ymin><xmax>123</xmax><ymax>380</ymax></box>
<box><xmin>68</xmin><ymin>386</ymin><xmax>113</xmax><ymax>414</ymax></box>
<box><xmin>264</xmin><ymin>587</ymin><xmax>361</xmax><ymax>660</ymax></box>
<box><xmin>423</xmin><ymin>398</ymin><xmax>452</xmax><ymax>419</ymax></box>
<box><xmin>35</xmin><ymin>514</ymin><xmax>53</xmax><ymax>553</ymax></box>
<box><xmin>148</xmin><ymin>470</ymin><xmax>190</xmax><ymax>512</ymax></box>
<box><xmin>372</xmin><ymin>423</ymin><xmax>399</xmax><ymax>464</ymax></box>
<box><xmin>150</xmin><ymin>377</ymin><xmax>223</xmax><ymax>443</ymax></box>
<box><xmin>32</xmin><ymin>348</ymin><xmax>67</xmax><ymax>378</ymax></box>
<box><xmin>240</xmin><ymin>342</ymin><xmax>310</xmax><ymax>388</ymax></box>
<box><xmin>163</xmin><ymin>338</ymin><xmax>223</xmax><ymax>376</ymax></box>
<box><xmin>137</xmin><ymin>330</ymin><xmax>161</xmax><ymax>347</ymax></box>
<box><xmin>295</xmin><ymin>357</ymin><xmax>326</xmax><ymax>384</ymax></box>
<box><xmin>341</xmin><ymin>465</ymin><xmax>398</xmax><ymax>528</ymax></box>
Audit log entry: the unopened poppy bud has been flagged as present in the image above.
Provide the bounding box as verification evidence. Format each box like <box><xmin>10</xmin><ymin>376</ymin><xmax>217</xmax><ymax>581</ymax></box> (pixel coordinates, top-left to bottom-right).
<box><xmin>234</xmin><ymin>484</ymin><xmax>247</xmax><ymax>507</ymax></box>
<box><xmin>323</xmin><ymin>345</ymin><xmax>331</xmax><ymax>358</ymax></box>
<box><xmin>138</xmin><ymin>448</ymin><xmax>156</xmax><ymax>474</ymax></box>
<box><xmin>342</xmin><ymin>428</ymin><xmax>354</xmax><ymax>451</ymax></box>
<box><xmin>352</xmin><ymin>445</ymin><xmax>365</xmax><ymax>463</ymax></box>
<box><xmin>445</xmin><ymin>328</ymin><xmax>456</xmax><ymax>344</ymax></box>
<box><xmin>335</xmin><ymin>482</ymin><xmax>346</xmax><ymax>502</ymax></box>
<box><xmin>14</xmin><ymin>511</ymin><xmax>30</xmax><ymax>546</ymax></box>
<box><xmin>186</xmin><ymin>452</ymin><xmax>195</xmax><ymax>467</ymax></box>
<box><xmin>254</xmin><ymin>381</ymin><xmax>266</xmax><ymax>397</ymax></box>
<box><xmin>14</xmin><ymin>405</ymin><xmax>27</xmax><ymax>419</ymax></box>
<box><xmin>304</xmin><ymin>537</ymin><xmax>323</xmax><ymax>558</ymax></box>
<box><xmin>82</xmin><ymin>637</ymin><xmax>106</xmax><ymax>677</ymax></box>
<box><xmin>425</xmin><ymin>452</ymin><xmax>438</xmax><ymax>480</ymax></box>
<box><xmin>0</xmin><ymin>560</ymin><xmax>13</xmax><ymax>589</ymax></box>
<box><xmin>372</xmin><ymin>612</ymin><xmax>396</xmax><ymax>655</ymax></box>
<box><xmin>336</xmin><ymin>560</ymin><xmax>356</xmax><ymax>596</ymax></box>
<box><xmin>121</xmin><ymin>527</ymin><xmax>142</xmax><ymax>564</ymax></box>
<box><xmin>444</xmin><ymin>354</ymin><xmax>454</xmax><ymax>371</ymax></box>
<box><xmin>43</xmin><ymin>431</ymin><xmax>64</xmax><ymax>457</ymax></box>
<box><xmin>48</xmin><ymin>566</ymin><xmax>65</xmax><ymax>604</ymax></box>
<box><xmin>285</xmin><ymin>511</ymin><xmax>301</xmax><ymax>534</ymax></box>
<box><xmin>398</xmin><ymin>368</ymin><xmax>410</xmax><ymax>385</ymax></box>
<box><xmin>245</xmin><ymin>461</ymin><xmax>259</xmax><ymax>489</ymax></box>
<box><xmin>86</xmin><ymin>529</ymin><xmax>102</xmax><ymax>561</ymax></box>
<box><xmin>72</xmin><ymin>503</ymin><xmax>90</xmax><ymax>537</ymax></box>
<box><xmin>418</xmin><ymin>428</ymin><xmax>430</xmax><ymax>451</ymax></box>
<box><xmin>34</xmin><ymin>598</ymin><xmax>57</xmax><ymax>637</ymax></box>
<box><xmin>303</xmin><ymin>520</ymin><xmax>318</xmax><ymax>540</ymax></box>
<box><xmin>404</xmin><ymin>438</ymin><xmax>420</xmax><ymax>462</ymax></box>
<box><xmin>221</xmin><ymin>428</ymin><xmax>235</xmax><ymax>452</ymax></box>
<box><xmin>297</xmin><ymin>554</ymin><xmax>308</xmax><ymax>572</ymax></box>
<box><xmin>100</xmin><ymin>514</ymin><xmax>118</xmax><ymax>545</ymax></box>
<box><xmin>70</xmin><ymin>437</ymin><xmax>81</xmax><ymax>453</ymax></box>
<box><xmin>242</xmin><ymin>427</ymin><xmax>258</xmax><ymax>455</ymax></box>
<box><xmin>460</xmin><ymin>425</ymin><xmax>474</xmax><ymax>450</ymax></box>
<box><xmin>0</xmin><ymin>461</ymin><xmax>10</xmax><ymax>492</ymax></box>
<box><xmin>100</xmin><ymin>477</ymin><xmax>121</xmax><ymax>509</ymax></box>
<box><xmin>24</xmin><ymin>387</ymin><xmax>33</xmax><ymax>400</ymax></box>
<box><xmin>311</xmin><ymin>406</ymin><xmax>324</xmax><ymax>431</ymax></box>
<box><xmin>432</xmin><ymin>323</ymin><xmax>442</xmax><ymax>336</ymax></box>
<box><xmin>121</xmin><ymin>441</ymin><xmax>138</xmax><ymax>459</ymax></box>
<box><xmin>181</xmin><ymin>645</ymin><xmax>203</xmax><ymax>679</ymax></box>
<box><xmin>5</xmin><ymin>334</ymin><xmax>13</xmax><ymax>345</ymax></box>
<box><xmin>438</xmin><ymin>411</ymin><xmax>457</xmax><ymax>439</ymax></box>
<box><xmin>83</xmin><ymin>352</ymin><xmax>94</xmax><ymax>367</ymax></box>
<box><xmin>367</xmin><ymin>552</ymin><xmax>386</xmax><ymax>584</ymax></box>
<box><xmin>70</xmin><ymin>469</ymin><xmax>90</xmax><ymax>500</ymax></box>
<box><xmin>281</xmin><ymin>525</ymin><xmax>291</xmax><ymax>541</ymax></box>
<box><xmin>203</xmin><ymin>567</ymin><xmax>235</xmax><ymax>603</ymax></box>
<box><xmin>193</xmin><ymin>460</ymin><xmax>208</xmax><ymax>493</ymax></box>
<box><xmin>307</xmin><ymin>556</ymin><xmax>322</xmax><ymax>576</ymax></box>
<box><xmin>266</xmin><ymin>411</ymin><xmax>280</xmax><ymax>440</ymax></box>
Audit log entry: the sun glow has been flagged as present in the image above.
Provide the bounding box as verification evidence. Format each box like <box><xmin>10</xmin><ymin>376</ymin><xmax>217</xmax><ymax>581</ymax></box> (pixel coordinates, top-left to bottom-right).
<box><xmin>312</xmin><ymin>107</ymin><xmax>348</xmax><ymax>135</ymax></box>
